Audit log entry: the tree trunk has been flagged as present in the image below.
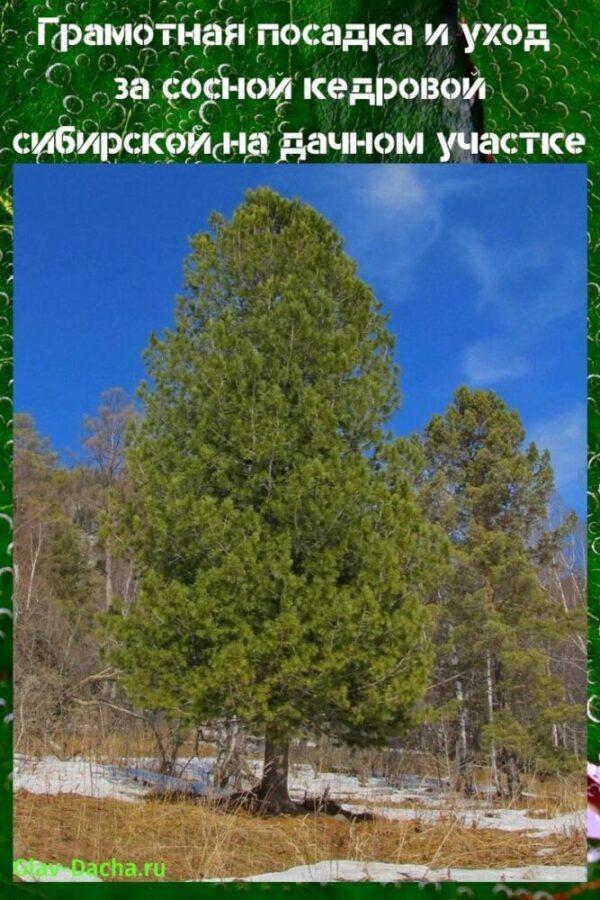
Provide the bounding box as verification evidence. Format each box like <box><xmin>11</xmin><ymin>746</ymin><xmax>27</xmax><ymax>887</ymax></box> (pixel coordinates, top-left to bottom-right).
<box><xmin>453</xmin><ymin>657</ymin><xmax>474</xmax><ymax>796</ymax></box>
<box><xmin>485</xmin><ymin>649</ymin><xmax>500</xmax><ymax>795</ymax></box>
<box><xmin>255</xmin><ymin>731</ymin><xmax>297</xmax><ymax>813</ymax></box>
<box><xmin>26</xmin><ymin>524</ymin><xmax>43</xmax><ymax>612</ymax></box>
<box><xmin>455</xmin><ymin>678</ymin><xmax>475</xmax><ymax>797</ymax></box>
<box><xmin>105</xmin><ymin>541</ymin><xmax>113</xmax><ymax>611</ymax></box>
<box><xmin>215</xmin><ymin>718</ymin><xmax>247</xmax><ymax>790</ymax></box>
<box><xmin>499</xmin><ymin>749</ymin><xmax>522</xmax><ymax>800</ymax></box>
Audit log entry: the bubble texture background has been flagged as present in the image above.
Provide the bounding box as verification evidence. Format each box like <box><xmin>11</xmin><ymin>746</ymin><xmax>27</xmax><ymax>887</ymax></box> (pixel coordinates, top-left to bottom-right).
<box><xmin>0</xmin><ymin>0</ymin><xmax>597</xmax><ymax>894</ymax></box>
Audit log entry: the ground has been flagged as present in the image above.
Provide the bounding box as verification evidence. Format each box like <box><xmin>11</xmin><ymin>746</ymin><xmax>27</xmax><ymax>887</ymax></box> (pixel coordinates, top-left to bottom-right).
<box><xmin>13</xmin><ymin>753</ymin><xmax>586</xmax><ymax>882</ymax></box>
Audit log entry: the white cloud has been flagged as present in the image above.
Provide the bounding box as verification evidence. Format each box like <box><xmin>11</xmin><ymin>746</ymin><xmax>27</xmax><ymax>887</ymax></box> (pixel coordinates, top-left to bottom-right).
<box><xmin>455</xmin><ymin>228</ymin><xmax>582</xmax><ymax>327</ymax></box>
<box><xmin>529</xmin><ymin>404</ymin><xmax>586</xmax><ymax>494</ymax></box>
<box><xmin>344</xmin><ymin>168</ymin><xmax>445</xmax><ymax>300</ymax></box>
<box><xmin>463</xmin><ymin>341</ymin><xmax>531</xmax><ymax>385</ymax></box>
<box><xmin>455</xmin><ymin>231</ymin><xmax>497</xmax><ymax>309</ymax></box>
<box><xmin>364</xmin><ymin>167</ymin><xmax>430</xmax><ymax>211</ymax></box>
<box><xmin>352</xmin><ymin>169</ymin><xmax>490</xmax><ymax>285</ymax></box>
<box><xmin>360</xmin><ymin>166</ymin><xmax>479</xmax><ymax>219</ymax></box>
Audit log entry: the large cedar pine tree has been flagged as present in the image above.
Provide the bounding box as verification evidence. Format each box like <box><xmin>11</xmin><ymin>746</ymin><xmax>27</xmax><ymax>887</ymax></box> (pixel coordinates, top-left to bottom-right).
<box><xmin>107</xmin><ymin>188</ymin><xmax>446</xmax><ymax>811</ymax></box>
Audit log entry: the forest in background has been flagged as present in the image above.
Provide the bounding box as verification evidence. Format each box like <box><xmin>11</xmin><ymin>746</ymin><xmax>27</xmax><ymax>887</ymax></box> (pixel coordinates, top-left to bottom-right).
<box><xmin>14</xmin><ymin>190</ymin><xmax>586</xmax><ymax>819</ymax></box>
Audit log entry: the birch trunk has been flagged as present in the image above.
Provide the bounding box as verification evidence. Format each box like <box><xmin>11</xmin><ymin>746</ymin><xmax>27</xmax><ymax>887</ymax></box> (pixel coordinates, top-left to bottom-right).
<box><xmin>453</xmin><ymin>655</ymin><xmax>474</xmax><ymax>796</ymax></box>
<box><xmin>485</xmin><ymin>649</ymin><xmax>500</xmax><ymax>793</ymax></box>
<box><xmin>105</xmin><ymin>540</ymin><xmax>113</xmax><ymax>611</ymax></box>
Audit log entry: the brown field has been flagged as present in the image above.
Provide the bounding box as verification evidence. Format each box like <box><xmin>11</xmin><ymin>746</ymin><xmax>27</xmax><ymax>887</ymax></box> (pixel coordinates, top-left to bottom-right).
<box><xmin>14</xmin><ymin>789</ymin><xmax>585</xmax><ymax>882</ymax></box>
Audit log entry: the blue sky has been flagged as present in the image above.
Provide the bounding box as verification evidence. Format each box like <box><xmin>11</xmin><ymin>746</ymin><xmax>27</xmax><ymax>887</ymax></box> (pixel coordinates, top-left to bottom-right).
<box><xmin>14</xmin><ymin>164</ymin><xmax>587</xmax><ymax>516</ymax></box>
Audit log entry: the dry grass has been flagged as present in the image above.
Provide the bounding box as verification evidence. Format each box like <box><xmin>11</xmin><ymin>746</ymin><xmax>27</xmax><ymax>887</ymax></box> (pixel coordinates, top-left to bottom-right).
<box><xmin>20</xmin><ymin>729</ymin><xmax>217</xmax><ymax>763</ymax></box>
<box><xmin>522</xmin><ymin>775</ymin><xmax>586</xmax><ymax>815</ymax></box>
<box><xmin>14</xmin><ymin>790</ymin><xmax>585</xmax><ymax>882</ymax></box>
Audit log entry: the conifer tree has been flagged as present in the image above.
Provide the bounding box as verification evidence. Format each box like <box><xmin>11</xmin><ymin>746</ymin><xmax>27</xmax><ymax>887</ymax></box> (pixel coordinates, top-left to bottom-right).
<box><xmin>106</xmin><ymin>188</ymin><xmax>446</xmax><ymax>812</ymax></box>
<box><xmin>420</xmin><ymin>387</ymin><xmax>581</xmax><ymax>797</ymax></box>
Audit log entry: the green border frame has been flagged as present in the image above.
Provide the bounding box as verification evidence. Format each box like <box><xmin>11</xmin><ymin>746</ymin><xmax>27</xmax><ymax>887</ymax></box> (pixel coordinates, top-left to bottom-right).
<box><xmin>0</xmin><ymin>0</ymin><xmax>598</xmax><ymax>895</ymax></box>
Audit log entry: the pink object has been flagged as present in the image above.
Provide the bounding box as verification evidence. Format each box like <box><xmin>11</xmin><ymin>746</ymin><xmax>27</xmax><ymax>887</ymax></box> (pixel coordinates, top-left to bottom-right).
<box><xmin>588</xmin><ymin>763</ymin><xmax>600</xmax><ymax>838</ymax></box>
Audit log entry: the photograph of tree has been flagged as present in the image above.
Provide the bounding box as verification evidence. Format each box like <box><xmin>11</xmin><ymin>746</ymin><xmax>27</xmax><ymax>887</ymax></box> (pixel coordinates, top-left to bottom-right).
<box><xmin>13</xmin><ymin>164</ymin><xmax>586</xmax><ymax>882</ymax></box>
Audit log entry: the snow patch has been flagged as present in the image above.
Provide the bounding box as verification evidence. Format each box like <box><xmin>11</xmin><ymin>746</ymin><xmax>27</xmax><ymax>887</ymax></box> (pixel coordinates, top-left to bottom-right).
<box><xmin>239</xmin><ymin>859</ymin><xmax>586</xmax><ymax>882</ymax></box>
<box><xmin>339</xmin><ymin>803</ymin><xmax>584</xmax><ymax>837</ymax></box>
<box><xmin>14</xmin><ymin>755</ymin><xmax>148</xmax><ymax>802</ymax></box>
<box><xmin>13</xmin><ymin>754</ymin><xmax>218</xmax><ymax>802</ymax></box>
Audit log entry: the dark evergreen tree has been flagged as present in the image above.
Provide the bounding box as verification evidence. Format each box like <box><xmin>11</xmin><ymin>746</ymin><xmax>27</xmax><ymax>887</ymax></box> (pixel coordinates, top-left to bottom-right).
<box><xmin>106</xmin><ymin>188</ymin><xmax>446</xmax><ymax>811</ymax></box>
<box><xmin>420</xmin><ymin>387</ymin><xmax>581</xmax><ymax>797</ymax></box>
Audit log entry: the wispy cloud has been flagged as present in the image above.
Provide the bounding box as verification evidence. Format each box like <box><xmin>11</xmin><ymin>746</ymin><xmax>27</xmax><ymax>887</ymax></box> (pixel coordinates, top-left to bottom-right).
<box><xmin>529</xmin><ymin>404</ymin><xmax>586</xmax><ymax>496</ymax></box>
<box><xmin>455</xmin><ymin>228</ymin><xmax>582</xmax><ymax>328</ymax></box>
<box><xmin>455</xmin><ymin>231</ymin><xmax>496</xmax><ymax>308</ymax></box>
<box><xmin>356</xmin><ymin>167</ymin><xmax>444</xmax><ymax>251</ymax></box>
<box><xmin>362</xmin><ymin>167</ymin><xmax>437</xmax><ymax>217</ymax></box>
<box><xmin>463</xmin><ymin>341</ymin><xmax>531</xmax><ymax>385</ymax></box>
<box><xmin>344</xmin><ymin>167</ymin><xmax>448</xmax><ymax>300</ymax></box>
